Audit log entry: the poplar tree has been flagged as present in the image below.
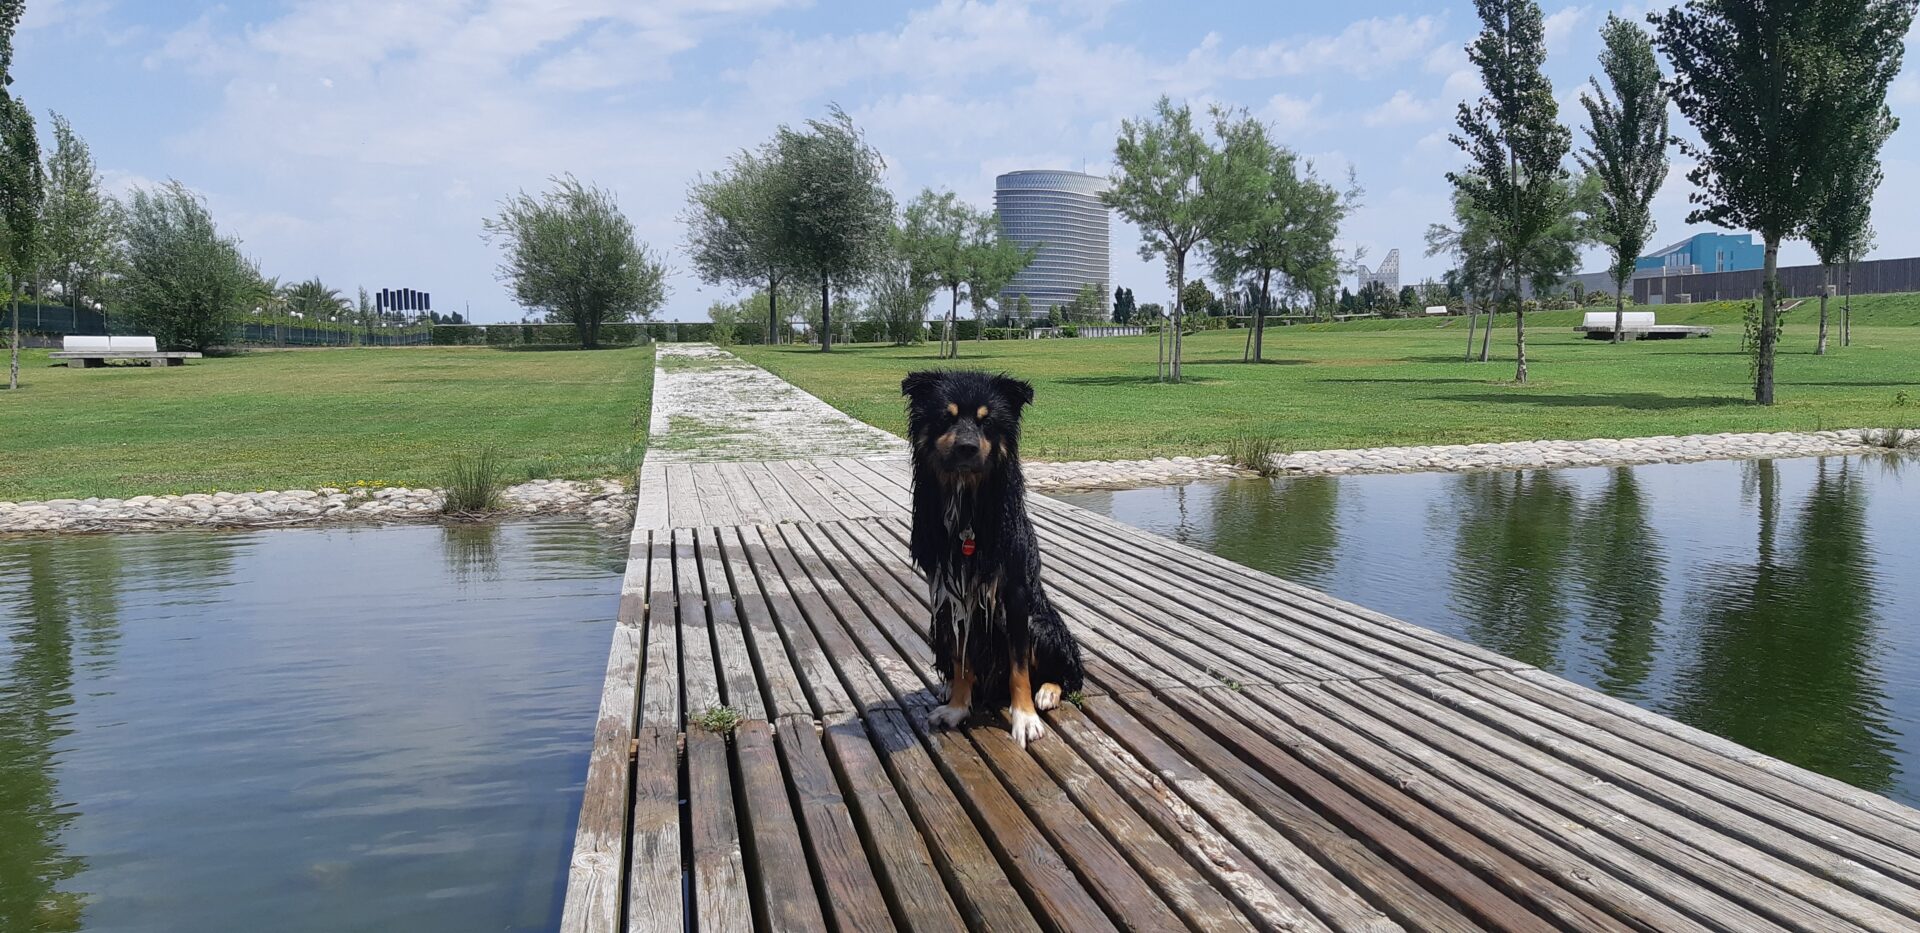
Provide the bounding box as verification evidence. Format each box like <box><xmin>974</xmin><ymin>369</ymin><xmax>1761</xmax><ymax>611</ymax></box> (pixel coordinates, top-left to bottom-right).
<box><xmin>1577</xmin><ymin>15</ymin><xmax>1667</xmax><ymax>345</ymax></box>
<box><xmin>0</xmin><ymin>0</ymin><xmax>40</xmax><ymax>390</ymax></box>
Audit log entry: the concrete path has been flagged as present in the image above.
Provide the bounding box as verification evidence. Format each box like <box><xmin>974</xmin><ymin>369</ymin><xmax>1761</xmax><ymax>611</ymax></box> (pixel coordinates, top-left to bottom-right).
<box><xmin>646</xmin><ymin>344</ymin><xmax>906</xmax><ymax>463</ymax></box>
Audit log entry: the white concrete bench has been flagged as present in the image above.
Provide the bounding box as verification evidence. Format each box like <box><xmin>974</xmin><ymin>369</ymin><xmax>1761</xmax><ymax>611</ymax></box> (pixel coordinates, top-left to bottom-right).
<box><xmin>50</xmin><ymin>334</ymin><xmax>202</xmax><ymax>368</ymax></box>
<box><xmin>1575</xmin><ymin>311</ymin><xmax>1711</xmax><ymax>340</ymax></box>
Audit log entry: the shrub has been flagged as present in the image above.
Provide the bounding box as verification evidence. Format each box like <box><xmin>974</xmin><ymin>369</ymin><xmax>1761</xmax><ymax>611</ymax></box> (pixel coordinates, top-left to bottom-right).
<box><xmin>1060</xmin><ymin>324</ymin><xmax>1079</xmax><ymax>338</ymax></box>
<box><xmin>1225</xmin><ymin>434</ymin><xmax>1284</xmax><ymax>477</ymax></box>
<box><xmin>442</xmin><ymin>446</ymin><xmax>506</xmax><ymax>515</ymax></box>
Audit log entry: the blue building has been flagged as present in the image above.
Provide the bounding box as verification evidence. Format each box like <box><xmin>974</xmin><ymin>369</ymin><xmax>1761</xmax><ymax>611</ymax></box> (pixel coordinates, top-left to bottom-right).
<box><xmin>1635</xmin><ymin>232</ymin><xmax>1764</xmax><ymax>277</ymax></box>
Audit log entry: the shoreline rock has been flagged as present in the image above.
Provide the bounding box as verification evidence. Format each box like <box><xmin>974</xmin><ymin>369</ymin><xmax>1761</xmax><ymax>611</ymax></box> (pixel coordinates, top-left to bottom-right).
<box><xmin>1022</xmin><ymin>429</ymin><xmax>1900</xmax><ymax>492</ymax></box>
<box><xmin>0</xmin><ymin>479</ymin><xmax>636</xmax><ymax>536</ymax></box>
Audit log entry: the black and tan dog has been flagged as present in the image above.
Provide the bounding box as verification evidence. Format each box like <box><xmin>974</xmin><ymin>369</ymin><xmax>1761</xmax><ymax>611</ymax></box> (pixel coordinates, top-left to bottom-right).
<box><xmin>902</xmin><ymin>370</ymin><xmax>1084</xmax><ymax>747</ymax></box>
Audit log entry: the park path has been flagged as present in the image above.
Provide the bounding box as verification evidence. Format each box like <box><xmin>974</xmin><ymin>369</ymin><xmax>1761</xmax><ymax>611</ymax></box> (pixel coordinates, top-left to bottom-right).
<box><xmin>646</xmin><ymin>343</ymin><xmax>907</xmax><ymax>463</ymax></box>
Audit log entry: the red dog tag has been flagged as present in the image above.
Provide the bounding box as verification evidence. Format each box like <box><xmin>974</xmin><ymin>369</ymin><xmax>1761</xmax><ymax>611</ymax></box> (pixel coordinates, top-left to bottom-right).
<box><xmin>960</xmin><ymin>530</ymin><xmax>976</xmax><ymax>556</ymax></box>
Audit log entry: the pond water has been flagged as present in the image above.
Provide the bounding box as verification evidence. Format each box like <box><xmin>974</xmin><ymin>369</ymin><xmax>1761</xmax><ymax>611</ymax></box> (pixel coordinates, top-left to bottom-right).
<box><xmin>0</xmin><ymin>520</ymin><xmax>623</xmax><ymax>933</ymax></box>
<box><xmin>1054</xmin><ymin>455</ymin><xmax>1920</xmax><ymax>806</ymax></box>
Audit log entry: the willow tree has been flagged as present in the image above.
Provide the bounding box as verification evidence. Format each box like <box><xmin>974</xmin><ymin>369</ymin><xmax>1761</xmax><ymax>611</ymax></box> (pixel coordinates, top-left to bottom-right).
<box><xmin>900</xmin><ymin>189</ymin><xmax>976</xmax><ymax>358</ymax></box>
<box><xmin>1448</xmin><ymin>0</ymin><xmax>1572</xmax><ymax>384</ymax></box>
<box><xmin>1655</xmin><ymin>0</ymin><xmax>1915</xmax><ymax>403</ymax></box>
<box><xmin>484</xmin><ymin>175</ymin><xmax>668</xmax><ymax>349</ymax></box>
<box><xmin>1577</xmin><ymin>15</ymin><xmax>1667</xmax><ymax>344</ymax></box>
<box><xmin>766</xmin><ymin>107</ymin><xmax>892</xmax><ymax>352</ymax></box>
<box><xmin>684</xmin><ymin>149</ymin><xmax>789</xmax><ymax>344</ymax></box>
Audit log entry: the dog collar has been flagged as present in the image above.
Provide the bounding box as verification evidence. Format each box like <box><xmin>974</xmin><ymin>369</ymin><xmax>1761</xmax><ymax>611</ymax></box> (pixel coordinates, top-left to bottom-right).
<box><xmin>960</xmin><ymin>528</ymin><xmax>976</xmax><ymax>557</ymax></box>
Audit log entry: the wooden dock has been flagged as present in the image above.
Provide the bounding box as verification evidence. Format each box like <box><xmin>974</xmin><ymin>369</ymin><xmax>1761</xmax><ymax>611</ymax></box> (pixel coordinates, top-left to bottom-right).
<box><xmin>562</xmin><ymin>455</ymin><xmax>1920</xmax><ymax>932</ymax></box>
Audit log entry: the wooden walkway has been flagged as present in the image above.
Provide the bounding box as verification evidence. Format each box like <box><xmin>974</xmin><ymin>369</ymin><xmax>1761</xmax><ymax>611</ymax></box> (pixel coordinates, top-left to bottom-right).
<box><xmin>562</xmin><ymin>456</ymin><xmax>1920</xmax><ymax>932</ymax></box>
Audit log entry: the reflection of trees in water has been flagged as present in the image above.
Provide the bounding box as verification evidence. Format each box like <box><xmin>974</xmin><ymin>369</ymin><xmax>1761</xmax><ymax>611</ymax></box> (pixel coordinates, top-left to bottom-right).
<box><xmin>0</xmin><ymin>538</ymin><xmax>128</xmax><ymax>931</ymax></box>
<box><xmin>1445</xmin><ymin>470</ymin><xmax>1577</xmax><ymax>669</ymax></box>
<box><xmin>1673</xmin><ymin>458</ymin><xmax>1897</xmax><ymax>793</ymax></box>
<box><xmin>441</xmin><ymin>523</ymin><xmax>503</xmax><ymax>583</ymax></box>
<box><xmin>1571</xmin><ymin>469</ymin><xmax>1664</xmax><ymax>699</ymax></box>
<box><xmin>1208</xmin><ymin>477</ymin><xmax>1339</xmax><ymax>588</ymax></box>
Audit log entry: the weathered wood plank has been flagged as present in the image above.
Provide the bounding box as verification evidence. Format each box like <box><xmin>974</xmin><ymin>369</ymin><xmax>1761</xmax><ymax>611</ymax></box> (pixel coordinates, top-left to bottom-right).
<box><xmin>666</xmin><ymin>462</ymin><xmax>705</xmax><ymax>529</ymax></box>
<box><xmin>627</xmin><ymin>725</ymin><xmax>683</xmax><ymax>933</ymax></box>
<box><xmin>691</xmin><ymin>462</ymin><xmax>744</xmax><ymax>528</ymax></box>
<box><xmin>633</xmin><ymin>459</ymin><xmax>670</xmax><ymax>533</ymax></box>
<box><xmin>737</xmin><ymin>460</ymin><xmax>808</xmax><ymax>525</ymax></box>
<box><xmin>775</xmin><ymin>712</ymin><xmax>896</xmax><ymax>932</ymax></box>
<box><xmin>734</xmin><ymin>525</ymin><xmax>856</xmax><ymax>717</ymax></box>
<box><xmin>733</xmin><ymin>720</ymin><xmax>829</xmax><ymax>932</ymax></box>
<box><xmin>557</xmin><ymin>605</ymin><xmax>644</xmax><ymax>933</ymax></box>
<box><xmin>688</xmin><ymin>728</ymin><xmax>753</xmax><ymax>931</ymax></box>
<box><xmin>676</xmin><ymin>527</ymin><xmax>723</xmax><ymax>718</ymax></box>
<box><xmin>716</xmin><ymin>527</ymin><xmax>811</xmax><ymax>721</ymax></box>
<box><xmin>696</xmin><ymin>527</ymin><xmax>765</xmax><ymax>720</ymax></box>
<box><xmin>713</xmin><ymin>461</ymin><xmax>773</xmax><ymax>526</ymax></box>
<box><xmin>640</xmin><ymin>531</ymin><xmax>679</xmax><ymax>731</ymax></box>
<box><xmin>820</xmin><ymin>712</ymin><xmax>970</xmax><ymax>932</ymax></box>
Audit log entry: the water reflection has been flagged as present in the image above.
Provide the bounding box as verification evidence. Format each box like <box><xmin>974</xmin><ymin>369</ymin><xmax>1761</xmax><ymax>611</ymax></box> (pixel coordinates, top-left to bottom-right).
<box><xmin>0</xmin><ymin>520</ymin><xmax>621</xmax><ymax>932</ymax></box>
<box><xmin>1672</xmin><ymin>459</ymin><xmax>1898</xmax><ymax>793</ymax></box>
<box><xmin>1054</xmin><ymin>455</ymin><xmax>1918</xmax><ymax>804</ymax></box>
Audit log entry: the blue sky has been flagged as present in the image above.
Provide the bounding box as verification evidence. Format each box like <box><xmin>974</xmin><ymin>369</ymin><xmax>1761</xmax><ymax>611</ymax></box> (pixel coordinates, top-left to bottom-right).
<box><xmin>15</xmin><ymin>0</ymin><xmax>1920</xmax><ymax>322</ymax></box>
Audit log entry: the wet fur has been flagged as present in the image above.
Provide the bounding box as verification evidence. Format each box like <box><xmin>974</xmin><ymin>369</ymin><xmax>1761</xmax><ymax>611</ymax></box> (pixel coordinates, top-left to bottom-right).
<box><xmin>902</xmin><ymin>370</ymin><xmax>1084</xmax><ymax>714</ymax></box>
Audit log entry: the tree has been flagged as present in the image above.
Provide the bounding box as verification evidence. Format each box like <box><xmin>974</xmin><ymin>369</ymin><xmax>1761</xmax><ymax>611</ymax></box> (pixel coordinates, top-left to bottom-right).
<box><xmin>355</xmin><ymin>286</ymin><xmax>376</xmax><ymax>343</ymax></box>
<box><xmin>121</xmin><ymin>181</ymin><xmax>256</xmax><ymax>351</ymax></box>
<box><xmin>40</xmin><ymin>113</ymin><xmax>118</xmax><ymax>325</ymax></box>
<box><xmin>1578</xmin><ymin>15</ymin><xmax>1668</xmax><ymax>345</ymax></box>
<box><xmin>285</xmin><ymin>278</ymin><xmax>347</xmax><ymax>319</ymax></box>
<box><xmin>0</xmin><ymin>0</ymin><xmax>38</xmax><ymax>390</ymax></box>
<box><xmin>1106</xmin><ymin>96</ymin><xmax>1245</xmax><ymax>383</ymax></box>
<box><xmin>868</xmin><ymin>247</ymin><xmax>936</xmax><ymax>346</ymax></box>
<box><xmin>900</xmin><ymin>189</ymin><xmax>975</xmax><ymax>358</ymax></box>
<box><xmin>1448</xmin><ymin>0</ymin><xmax>1573</xmax><ymax>384</ymax></box>
<box><xmin>1178</xmin><ymin>278</ymin><xmax>1215</xmax><ymax>325</ymax></box>
<box><xmin>962</xmin><ymin>215</ymin><xmax>1033</xmax><ymax>344</ymax></box>
<box><xmin>766</xmin><ymin>106</ymin><xmax>893</xmax><ymax>352</ymax></box>
<box><xmin>1429</xmin><ymin>176</ymin><xmax>1591</xmax><ymax>362</ymax></box>
<box><xmin>1807</xmin><ymin>108</ymin><xmax>1892</xmax><ymax>355</ymax></box>
<box><xmin>1654</xmin><ymin>0</ymin><xmax>1916</xmax><ymax>403</ymax></box>
<box><xmin>685</xmin><ymin>148</ymin><xmax>790</xmax><ymax>345</ymax></box>
<box><xmin>483</xmin><ymin>175</ymin><xmax>667</xmax><ymax>349</ymax></box>
<box><xmin>1112</xmin><ymin>286</ymin><xmax>1135</xmax><ymax>324</ymax></box>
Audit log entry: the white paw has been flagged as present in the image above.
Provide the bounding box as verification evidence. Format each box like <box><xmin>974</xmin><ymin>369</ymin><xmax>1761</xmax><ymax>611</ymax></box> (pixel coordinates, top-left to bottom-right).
<box><xmin>1008</xmin><ymin>708</ymin><xmax>1047</xmax><ymax>748</ymax></box>
<box><xmin>1034</xmin><ymin>683</ymin><xmax>1061</xmax><ymax>712</ymax></box>
<box><xmin>927</xmin><ymin>703</ymin><xmax>969</xmax><ymax>730</ymax></box>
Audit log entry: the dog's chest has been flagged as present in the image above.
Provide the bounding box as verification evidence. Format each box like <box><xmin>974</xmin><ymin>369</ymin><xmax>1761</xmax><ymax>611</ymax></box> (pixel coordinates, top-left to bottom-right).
<box><xmin>933</xmin><ymin>492</ymin><xmax>999</xmax><ymax>638</ymax></box>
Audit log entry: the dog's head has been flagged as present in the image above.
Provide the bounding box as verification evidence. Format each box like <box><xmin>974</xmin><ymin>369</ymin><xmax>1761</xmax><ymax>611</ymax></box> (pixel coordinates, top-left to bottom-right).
<box><xmin>901</xmin><ymin>370</ymin><xmax>1034</xmax><ymax>479</ymax></box>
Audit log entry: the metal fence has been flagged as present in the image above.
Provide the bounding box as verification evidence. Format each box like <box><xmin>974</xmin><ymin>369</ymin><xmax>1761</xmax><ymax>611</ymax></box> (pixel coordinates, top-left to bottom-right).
<box><xmin>3</xmin><ymin>302</ymin><xmax>430</xmax><ymax>346</ymax></box>
<box><xmin>1635</xmin><ymin>255</ymin><xmax>1920</xmax><ymax>304</ymax></box>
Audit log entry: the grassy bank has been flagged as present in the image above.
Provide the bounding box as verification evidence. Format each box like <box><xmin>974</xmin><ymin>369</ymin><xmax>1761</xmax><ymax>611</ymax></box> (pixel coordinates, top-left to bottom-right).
<box><xmin>735</xmin><ymin>297</ymin><xmax>1920</xmax><ymax>462</ymax></box>
<box><xmin>0</xmin><ymin>346</ymin><xmax>654</xmax><ymax>501</ymax></box>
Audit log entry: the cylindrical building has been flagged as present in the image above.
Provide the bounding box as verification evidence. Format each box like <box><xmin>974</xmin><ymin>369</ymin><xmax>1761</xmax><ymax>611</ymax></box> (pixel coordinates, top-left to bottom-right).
<box><xmin>993</xmin><ymin>170</ymin><xmax>1110</xmax><ymax>321</ymax></box>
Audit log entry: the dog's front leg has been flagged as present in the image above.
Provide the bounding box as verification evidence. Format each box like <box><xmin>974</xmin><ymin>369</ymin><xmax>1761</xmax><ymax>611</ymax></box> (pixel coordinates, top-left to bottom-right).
<box><xmin>1004</xmin><ymin>594</ymin><xmax>1045</xmax><ymax>747</ymax></box>
<box><xmin>928</xmin><ymin>660</ymin><xmax>973</xmax><ymax>729</ymax></box>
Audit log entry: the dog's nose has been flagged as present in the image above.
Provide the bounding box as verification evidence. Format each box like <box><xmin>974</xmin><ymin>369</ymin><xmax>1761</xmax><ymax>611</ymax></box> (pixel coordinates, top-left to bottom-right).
<box><xmin>953</xmin><ymin>440</ymin><xmax>980</xmax><ymax>459</ymax></box>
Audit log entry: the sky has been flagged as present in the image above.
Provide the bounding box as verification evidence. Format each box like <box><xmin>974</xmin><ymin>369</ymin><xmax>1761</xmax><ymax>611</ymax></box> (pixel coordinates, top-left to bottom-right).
<box><xmin>14</xmin><ymin>0</ymin><xmax>1920</xmax><ymax>323</ymax></box>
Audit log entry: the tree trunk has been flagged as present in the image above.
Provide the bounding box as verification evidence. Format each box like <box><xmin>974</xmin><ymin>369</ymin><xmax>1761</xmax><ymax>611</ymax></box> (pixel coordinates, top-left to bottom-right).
<box><xmin>819</xmin><ymin>277</ymin><xmax>832</xmax><ymax>352</ymax></box>
<box><xmin>1843</xmin><ymin>256</ymin><xmax>1853</xmax><ymax>347</ymax></box>
<box><xmin>1479</xmin><ymin>298</ymin><xmax>1494</xmax><ymax>361</ymax></box>
<box><xmin>767</xmin><ymin>275</ymin><xmax>780</xmax><ymax>345</ymax></box>
<box><xmin>1157</xmin><ymin>306</ymin><xmax>1166</xmax><ymax>381</ymax></box>
<box><xmin>1171</xmin><ymin>254</ymin><xmax>1185</xmax><ymax>384</ymax></box>
<box><xmin>1612</xmin><ymin>280</ymin><xmax>1625</xmax><ymax>344</ymax></box>
<box><xmin>944</xmin><ymin>286</ymin><xmax>959</xmax><ymax>359</ymax></box>
<box><xmin>1816</xmin><ymin>263</ymin><xmax>1830</xmax><ymax>355</ymax></box>
<box><xmin>1513</xmin><ymin>265</ymin><xmax>1527</xmax><ymax>384</ymax></box>
<box><xmin>1252</xmin><ymin>269</ymin><xmax>1270</xmax><ymax>363</ymax></box>
<box><xmin>1756</xmin><ymin>238</ymin><xmax>1779</xmax><ymax>405</ymax></box>
<box><xmin>1464</xmin><ymin>295</ymin><xmax>1479</xmax><ymax>361</ymax></box>
<box><xmin>9</xmin><ymin>286</ymin><xmax>19</xmax><ymax>391</ymax></box>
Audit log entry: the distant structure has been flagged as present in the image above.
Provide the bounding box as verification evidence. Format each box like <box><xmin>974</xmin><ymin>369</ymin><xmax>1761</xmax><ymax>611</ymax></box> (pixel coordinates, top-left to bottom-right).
<box><xmin>1561</xmin><ymin>231</ymin><xmax>1768</xmax><ymax>298</ymax></box>
<box><xmin>1356</xmin><ymin>249</ymin><xmax>1401</xmax><ymax>293</ymax></box>
<box><xmin>376</xmin><ymin>287</ymin><xmax>431</xmax><ymax>317</ymax></box>
<box><xmin>994</xmin><ymin>170</ymin><xmax>1111</xmax><ymax>320</ymax></box>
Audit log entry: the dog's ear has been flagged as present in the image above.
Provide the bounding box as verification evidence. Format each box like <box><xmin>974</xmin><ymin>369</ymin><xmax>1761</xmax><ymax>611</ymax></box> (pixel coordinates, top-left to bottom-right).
<box><xmin>901</xmin><ymin>371</ymin><xmax>941</xmax><ymax>401</ymax></box>
<box><xmin>992</xmin><ymin>374</ymin><xmax>1035</xmax><ymax>410</ymax></box>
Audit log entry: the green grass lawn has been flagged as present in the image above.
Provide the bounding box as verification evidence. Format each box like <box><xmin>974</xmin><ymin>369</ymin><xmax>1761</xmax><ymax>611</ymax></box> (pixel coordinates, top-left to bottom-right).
<box><xmin>0</xmin><ymin>346</ymin><xmax>653</xmax><ymax>501</ymax></box>
<box><xmin>735</xmin><ymin>296</ymin><xmax>1920</xmax><ymax>462</ymax></box>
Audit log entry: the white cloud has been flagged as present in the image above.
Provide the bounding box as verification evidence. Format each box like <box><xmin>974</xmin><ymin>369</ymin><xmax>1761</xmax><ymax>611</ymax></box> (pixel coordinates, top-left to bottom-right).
<box><xmin>1364</xmin><ymin>89</ymin><xmax>1446</xmax><ymax>127</ymax></box>
<box><xmin>1543</xmin><ymin>5</ymin><xmax>1592</xmax><ymax>52</ymax></box>
<box><xmin>1262</xmin><ymin>92</ymin><xmax>1322</xmax><ymax>135</ymax></box>
<box><xmin>1221</xmin><ymin>15</ymin><xmax>1443</xmax><ymax>78</ymax></box>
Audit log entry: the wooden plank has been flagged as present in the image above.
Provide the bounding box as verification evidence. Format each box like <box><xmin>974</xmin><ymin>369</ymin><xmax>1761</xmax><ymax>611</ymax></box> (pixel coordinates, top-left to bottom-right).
<box><xmin>688</xmin><ymin>728</ymin><xmax>753</xmax><ymax>931</ymax></box>
<box><xmin>820</xmin><ymin>712</ymin><xmax>970</xmax><ymax>932</ymax></box>
<box><xmin>676</xmin><ymin>527</ymin><xmax>722</xmax><ymax>718</ymax></box>
<box><xmin>1047</xmin><ymin>705</ymin><xmax>1328</xmax><ymax>930</ymax></box>
<box><xmin>1433</xmin><ymin>672</ymin><xmax>1920</xmax><ymax>918</ymax></box>
<box><xmin>666</xmin><ymin>462</ymin><xmax>705</xmax><ymax>529</ymax></box>
<box><xmin>1115</xmin><ymin>689</ymin><xmax>1483</xmax><ymax>932</ymax></box>
<box><xmin>641</xmin><ymin>532</ymin><xmax>679</xmax><ymax>730</ymax></box>
<box><xmin>775</xmin><ymin>712</ymin><xmax>896</xmax><ymax>932</ymax></box>
<box><xmin>738</xmin><ymin>460</ymin><xmax>809</xmax><ymax>525</ymax></box>
<box><xmin>633</xmin><ymin>459</ymin><xmax>670</xmax><ymax>533</ymax></box>
<box><xmin>1333</xmin><ymin>676</ymin><xmax>1861</xmax><ymax>930</ymax></box>
<box><xmin>732</xmin><ymin>720</ymin><xmax>829</xmax><ymax>932</ymax></box>
<box><xmin>780</xmin><ymin>459</ymin><xmax>876</xmax><ymax>521</ymax></box>
<box><xmin>1249</xmin><ymin>684</ymin><xmax>1715</xmax><ymax>933</ymax></box>
<box><xmin>760</xmin><ymin>459</ymin><xmax>852</xmax><ymax>522</ymax></box>
<box><xmin>861</xmin><ymin>708</ymin><xmax>1041</xmax><ymax>931</ymax></box>
<box><xmin>819</xmin><ymin>458</ymin><xmax>910</xmax><ymax>517</ymax></box>
<box><xmin>970</xmin><ymin>716</ymin><xmax>1230</xmax><ymax>930</ymax></box>
<box><xmin>1505</xmin><ymin>668</ymin><xmax>1920</xmax><ymax>845</ymax></box>
<box><xmin>734</xmin><ymin>525</ymin><xmax>856</xmax><ymax>717</ymax></box>
<box><xmin>691</xmin><ymin>462</ymin><xmax>743</xmax><ymax>528</ymax></box>
<box><xmin>1078</xmin><ymin>696</ymin><xmax>1402</xmax><ymax>933</ymax></box>
<box><xmin>627</xmin><ymin>725</ymin><xmax>683</xmax><ymax>933</ymax></box>
<box><xmin>1199</xmin><ymin>687</ymin><xmax>1630</xmax><ymax>932</ymax></box>
<box><xmin>756</xmin><ymin>524</ymin><xmax>896</xmax><ymax>712</ymax></box>
<box><xmin>696</xmin><ymin>527</ymin><xmax>765</xmax><ymax>720</ymax></box>
<box><xmin>558</xmin><ymin>607</ymin><xmax>644</xmax><ymax>933</ymax></box>
<box><xmin>713</xmin><ymin>461</ymin><xmax>773</xmax><ymax>526</ymax></box>
<box><xmin>716</xmin><ymin>527</ymin><xmax>811</xmax><ymax>720</ymax></box>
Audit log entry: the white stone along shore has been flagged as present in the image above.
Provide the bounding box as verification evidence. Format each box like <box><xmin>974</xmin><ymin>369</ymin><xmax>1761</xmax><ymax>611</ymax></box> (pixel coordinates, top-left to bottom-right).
<box><xmin>0</xmin><ymin>479</ymin><xmax>635</xmax><ymax>535</ymax></box>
